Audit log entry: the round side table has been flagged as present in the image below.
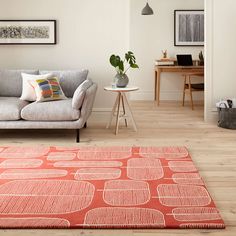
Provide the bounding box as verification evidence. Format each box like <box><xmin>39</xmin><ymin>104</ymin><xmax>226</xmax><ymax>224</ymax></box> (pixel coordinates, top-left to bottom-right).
<box><xmin>104</xmin><ymin>86</ymin><xmax>139</xmax><ymax>135</ymax></box>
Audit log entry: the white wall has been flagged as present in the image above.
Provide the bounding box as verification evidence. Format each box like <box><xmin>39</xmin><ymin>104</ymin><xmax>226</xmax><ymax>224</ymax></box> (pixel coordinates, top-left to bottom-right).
<box><xmin>0</xmin><ymin>0</ymin><xmax>129</xmax><ymax>110</ymax></box>
<box><xmin>2</xmin><ymin>0</ymin><xmax>232</xmax><ymax>117</ymax></box>
<box><xmin>205</xmin><ymin>0</ymin><xmax>236</xmax><ymax>121</ymax></box>
<box><xmin>129</xmin><ymin>0</ymin><xmax>204</xmax><ymax>101</ymax></box>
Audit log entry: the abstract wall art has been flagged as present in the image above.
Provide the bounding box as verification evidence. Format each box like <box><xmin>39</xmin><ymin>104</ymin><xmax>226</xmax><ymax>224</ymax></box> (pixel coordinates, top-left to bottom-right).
<box><xmin>0</xmin><ymin>20</ymin><xmax>56</xmax><ymax>45</ymax></box>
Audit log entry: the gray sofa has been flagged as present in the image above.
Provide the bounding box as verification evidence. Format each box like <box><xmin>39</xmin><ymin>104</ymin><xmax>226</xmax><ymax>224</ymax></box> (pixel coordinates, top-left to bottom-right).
<box><xmin>0</xmin><ymin>69</ymin><xmax>97</xmax><ymax>142</ymax></box>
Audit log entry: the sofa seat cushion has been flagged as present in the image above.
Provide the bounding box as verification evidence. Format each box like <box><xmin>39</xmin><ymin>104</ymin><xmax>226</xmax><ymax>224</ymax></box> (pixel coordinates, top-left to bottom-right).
<box><xmin>21</xmin><ymin>99</ymin><xmax>80</xmax><ymax>121</ymax></box>
<box><xmin>0</xmin><ymin>97</ymin><xmax>29</xmax><ymax>121</ymax></box>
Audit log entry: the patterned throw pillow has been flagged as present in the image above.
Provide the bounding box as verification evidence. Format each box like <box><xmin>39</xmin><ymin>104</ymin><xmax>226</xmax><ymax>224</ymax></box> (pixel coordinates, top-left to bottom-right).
<box><xmin>29</xmin><ymin>77</ymin><xmax>67</xmax><ymax>102</ymax></box>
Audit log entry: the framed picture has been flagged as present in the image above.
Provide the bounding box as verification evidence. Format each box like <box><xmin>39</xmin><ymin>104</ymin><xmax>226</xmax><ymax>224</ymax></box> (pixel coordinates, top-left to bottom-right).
<box><xmin>174</xmin><ymin>10</ymin><xmax>204</xmax><ymax>46</ymax></box>
<box><xmin>0</xmin><ymin>20</ymin><xmax>56</xmax><ymax>45</ymax></box>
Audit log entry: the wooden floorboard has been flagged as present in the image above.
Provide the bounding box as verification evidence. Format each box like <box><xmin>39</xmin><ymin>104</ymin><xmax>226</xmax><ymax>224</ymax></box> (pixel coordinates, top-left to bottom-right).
<box><xmin>0</xmin><ymin>101</ymin><xmax>235</xmax><ymax>236</ymax></box>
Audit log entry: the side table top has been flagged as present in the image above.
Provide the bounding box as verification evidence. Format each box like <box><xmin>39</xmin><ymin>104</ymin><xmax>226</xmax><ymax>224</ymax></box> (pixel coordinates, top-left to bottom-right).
<box><xmin>104</xmin><ymin>86</ymin><xmax>139</xmax><ymax>92</ymax></box>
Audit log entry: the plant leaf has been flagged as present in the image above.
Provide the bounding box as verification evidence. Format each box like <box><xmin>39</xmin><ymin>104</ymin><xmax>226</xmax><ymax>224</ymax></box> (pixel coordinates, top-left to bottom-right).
<box><xmin>131</xmin><ymin>64</ymin><xmax>139</xmax><ymax>69</ymax></box>
<box><xmin>110</xmin><ymin>55</ymin><xmax>118</xmax><ymax>67</ymax></box>
<box><xmin>125</xmin><ymin>53</ymin><xmax>130</xmax><ymax>62</ymax></box>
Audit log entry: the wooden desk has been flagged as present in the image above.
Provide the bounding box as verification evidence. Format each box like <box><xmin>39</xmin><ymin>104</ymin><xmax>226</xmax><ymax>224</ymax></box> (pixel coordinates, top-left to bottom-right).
<box><xmin>154</xmin><ymin>65</ymin><xmax>204</xmax><ymax>105</ymax></box>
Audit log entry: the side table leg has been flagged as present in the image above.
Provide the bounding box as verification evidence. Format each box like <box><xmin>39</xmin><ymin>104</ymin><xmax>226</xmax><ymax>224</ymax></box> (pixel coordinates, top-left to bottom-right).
<box><xmin>121</xmin><ymin>94</ymin><xmax>128</xmax><ymax>127</ymax></box>
<box><xmin>106</xmin><ymin>93</ymin><xmax>119</xmax><ymax>129</ymax></box>
<box><xmin>115</xmin><ymin>93</ymin><xmax>121</xmax><ymax>135</ymax></box>
<box><xmin>122</xmin><ymin>92</ymin><xmax>137</xmax><ymax>132</ymax></box>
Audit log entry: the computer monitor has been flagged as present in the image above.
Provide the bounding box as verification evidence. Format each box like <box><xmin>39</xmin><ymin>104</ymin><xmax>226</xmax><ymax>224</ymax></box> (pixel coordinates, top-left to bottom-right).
<box><xmin>177</xmin><ymin>54</ymin><xmax>193</xmax><ymax>66</ymax></box>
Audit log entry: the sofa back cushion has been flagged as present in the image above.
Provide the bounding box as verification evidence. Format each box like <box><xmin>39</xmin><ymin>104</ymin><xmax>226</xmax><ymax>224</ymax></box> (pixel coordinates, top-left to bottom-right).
<box><xmin>39</xmin><ymin>70</ymin><xmax>89</xmax><ymax>98</ymax></box>
<box><xmin>0</xmin><ymin>70</ymin><xmax>39</xmax><ymax>97</ymax></box>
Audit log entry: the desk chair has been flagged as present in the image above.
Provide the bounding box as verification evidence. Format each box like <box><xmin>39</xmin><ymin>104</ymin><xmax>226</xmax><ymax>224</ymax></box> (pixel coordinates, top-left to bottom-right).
<box><xmin>182</xmin><ymin>72</ymin><xmax>204</xmax><ymax>110</ymax></box>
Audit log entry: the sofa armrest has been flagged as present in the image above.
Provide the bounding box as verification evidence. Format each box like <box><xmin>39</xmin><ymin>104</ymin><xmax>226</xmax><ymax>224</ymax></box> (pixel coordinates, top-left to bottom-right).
<box><xmin>72</xmin><ymin>79</ymin><xmax>93</xmax><ymax>110</ymax></box>
<box><xmin>78</xmin><ymin>82</ymin><xmax>97</xmax><ymax>127</ymax></box>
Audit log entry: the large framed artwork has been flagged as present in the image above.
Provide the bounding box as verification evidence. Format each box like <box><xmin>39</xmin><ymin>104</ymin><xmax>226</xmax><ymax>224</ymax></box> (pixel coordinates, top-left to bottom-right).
<box><xmin>174</xmin><ymin>10</ymin><xmax>204</xmax><ymax>46</ymax></box>
<box><xmin>0</xmin><ymin>20</ymin><xmax>56</xmax><ymax>45</ymax></box>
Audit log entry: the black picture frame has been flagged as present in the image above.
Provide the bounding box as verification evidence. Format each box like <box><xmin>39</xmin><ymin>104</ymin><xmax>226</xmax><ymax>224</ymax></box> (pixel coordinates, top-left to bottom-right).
<box><xmin>174</xmin><ymin>10</ymin><xmax>204</xmax><ymax>47</ymax></box>
<box><xmin>0</xmin><ymin>20</ymin><xmax>57</xmax><ymax>45</ymax></box>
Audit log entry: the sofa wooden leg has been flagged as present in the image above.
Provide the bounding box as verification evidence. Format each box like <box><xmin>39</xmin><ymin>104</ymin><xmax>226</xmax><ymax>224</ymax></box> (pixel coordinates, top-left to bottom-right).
<box><xmin>84</xmin><ymin>122</ymin><xmax>87</xmax><ymax>128</ymax></box>
<box><xmin>76</xmin><ymin>129</ymin><xmax>80</xmax><ymax>143</ymax></box>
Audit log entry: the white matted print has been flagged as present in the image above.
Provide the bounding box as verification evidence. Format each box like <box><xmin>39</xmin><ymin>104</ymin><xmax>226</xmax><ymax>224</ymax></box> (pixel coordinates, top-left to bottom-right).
<box><xmin>0</xmin><ymin>20</ymin><xmax>56</xmax><ymax>45</ymax></box>
<box><xmin>174</xmin><ymin>10</ymin><xmax>204</xmax><ymax>46</ymax></box>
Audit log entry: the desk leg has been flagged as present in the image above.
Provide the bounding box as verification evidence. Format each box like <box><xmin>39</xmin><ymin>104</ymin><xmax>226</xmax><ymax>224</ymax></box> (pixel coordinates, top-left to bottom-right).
<box><xmin>106</xmin><ymin>93</ymin><xmax>119</xmax><ymax>129</ymax></box>
<box><xmin>115</xmin><ymin>93</ymin><xmax>121</xmax><ymax>135</ymax></box>
<box><xmin>156</xmin><ymin>69</ymin><xmax>161</xmax><ymax>106</ymax></box>
<box><xmin>154</xmin><ymin>70</ymin><xmax>157</xmax><ymax>101</ymax></box>
<box><xmin>182</xmin><ymin>75</ymin><xmax>186</xmax><ymax>106</ymax></box>
<box><xmin>188</xmin><ymin>76</ymin><xmax>194</xmax><ymax>110</ymax></box>
<box><xmin>122</xmin><ymin>92</ymin><xmax>137</xmax><ymax>132</ymax></box>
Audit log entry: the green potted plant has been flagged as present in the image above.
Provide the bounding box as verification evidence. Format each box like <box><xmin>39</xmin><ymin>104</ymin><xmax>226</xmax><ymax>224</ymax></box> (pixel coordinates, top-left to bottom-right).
<box><xmin>109</xmin><ymin>51</ymin><xmax>139</xmax><ymax>88</ymax></box>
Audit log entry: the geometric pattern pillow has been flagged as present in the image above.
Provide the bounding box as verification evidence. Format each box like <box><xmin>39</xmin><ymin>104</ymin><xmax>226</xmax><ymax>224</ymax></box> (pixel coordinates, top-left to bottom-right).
<box><xmin>29</xmin><ymin>77</ymin><xmax>67</xmax><ymax>102</ymax></box>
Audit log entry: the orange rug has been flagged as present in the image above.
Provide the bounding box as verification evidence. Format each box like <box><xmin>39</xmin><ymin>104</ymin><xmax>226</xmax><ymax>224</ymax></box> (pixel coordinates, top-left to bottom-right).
<box><xmin>0</xmin><ymin>146</ymin><xmax>225</xmax><ymax>229</ymax></box>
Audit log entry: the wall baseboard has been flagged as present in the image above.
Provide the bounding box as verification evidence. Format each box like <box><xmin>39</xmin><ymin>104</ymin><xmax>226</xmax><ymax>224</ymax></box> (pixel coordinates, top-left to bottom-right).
<box><xmin>204</xmin><ymin>107</ymin><xmax>218</xmax><ymax>122</ymax></box>
<box><xmin>130</xmin><ymin>90</ymin><xmax>204</xmax><ymax>101</ymax></box>
<box><xmin>93</xmin><ymin>108</ymin><xmax>112</xmax><ymax>112</ymax></box>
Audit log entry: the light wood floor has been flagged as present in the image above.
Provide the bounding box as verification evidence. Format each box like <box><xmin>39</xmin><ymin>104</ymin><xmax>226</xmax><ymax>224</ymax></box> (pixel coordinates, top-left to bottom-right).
<box><xmin>0</xmin><ymin>101</ymin><xmax>235</xmax><ymax>236</ymax></box>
